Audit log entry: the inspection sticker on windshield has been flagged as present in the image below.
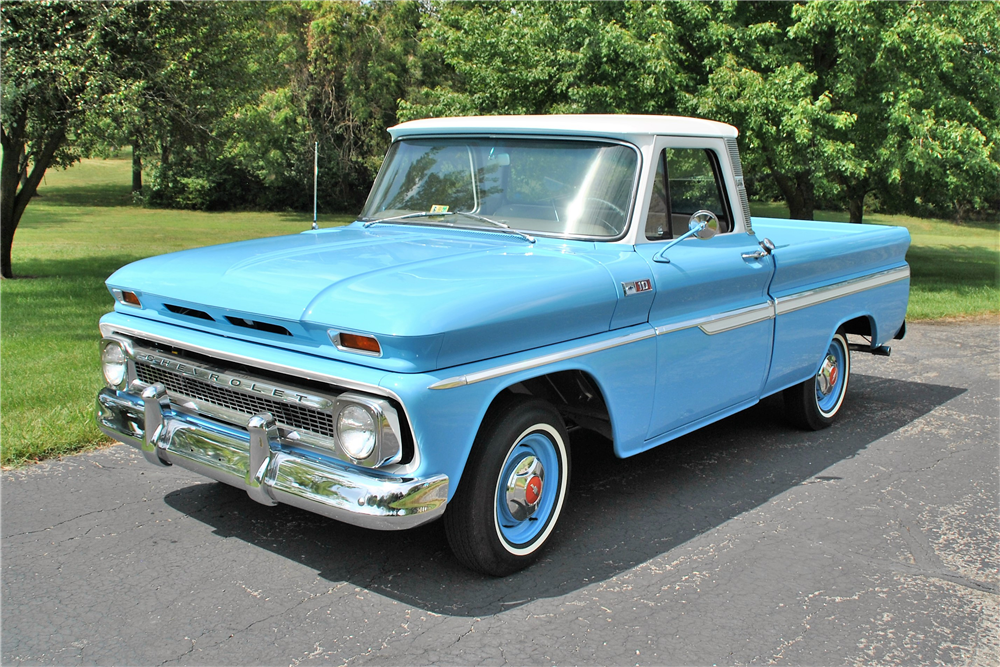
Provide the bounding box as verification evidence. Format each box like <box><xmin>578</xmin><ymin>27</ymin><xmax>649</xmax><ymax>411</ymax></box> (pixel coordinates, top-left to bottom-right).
<box><xmin>430</xmin><ymin>205</ymin><xmax>450</xmax><ymax>213</ymax></box>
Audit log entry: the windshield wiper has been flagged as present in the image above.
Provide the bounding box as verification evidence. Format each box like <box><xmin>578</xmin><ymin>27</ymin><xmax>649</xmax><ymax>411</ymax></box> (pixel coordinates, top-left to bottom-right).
<box><xmin>451</xmin><ymin>211</ymin><xmax>535</xmax><ymax>243</ymax></box>
<box><xmin>361</xmin><ymin>211</ymin><xmax>449</xmax><ymax>225</ymax></box>
<box><xmin>362</xmin><ymin>211</ymin><xmax>535</xmax><ymax>243</ymax></box>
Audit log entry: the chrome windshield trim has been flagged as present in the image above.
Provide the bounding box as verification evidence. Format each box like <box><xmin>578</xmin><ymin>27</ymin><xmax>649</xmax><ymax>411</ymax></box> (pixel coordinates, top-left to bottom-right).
<box><xmin>366</xmin><ymin>133</ymin><xmax>643</xmax><ymax>244</ymax></box>
<box><xmin>428</xmin><ymin>328</ymin><xmax>656</xmax><ymax>390</ymax></box>
<box><xmin>774</xmin><ymin>265</ymin><xmax>910</xmax><ymax>316</ymax></box>
<box><xmin>655</xmin><ymin>301</ymin><xmax>775</xmax><ymax>337</ymax></box>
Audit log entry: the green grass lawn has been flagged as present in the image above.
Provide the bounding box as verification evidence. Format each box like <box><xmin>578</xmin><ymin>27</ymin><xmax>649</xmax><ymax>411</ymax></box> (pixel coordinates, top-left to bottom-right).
<box><xmin>749</xmin><ymin>202</ymin><xmax>1000</xmax><ymax>320</ymax></box>
<box><xmin>1</xmin><ymin>158</ymin><xmax>997</xmax><ymax>466</ymax></box>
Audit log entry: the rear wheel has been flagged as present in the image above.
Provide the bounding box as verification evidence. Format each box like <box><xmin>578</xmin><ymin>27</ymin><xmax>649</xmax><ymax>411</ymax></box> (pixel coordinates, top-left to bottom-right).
<box><xmin>445</xmin><ymin>396</ymin><xmax>570</xmax><ymax>576</ymax></box>
<box><xmin>784</xmin><ymin>330</ymin><xmax>851</xmax><ymax>430</ymax></box>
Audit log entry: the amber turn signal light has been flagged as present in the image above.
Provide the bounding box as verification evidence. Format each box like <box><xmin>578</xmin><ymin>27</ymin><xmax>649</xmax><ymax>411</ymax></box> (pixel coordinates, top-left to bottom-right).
<box><xmin>338</xmin><ymin>333</ymin><xmax>381</xmax><ymax>355</ymax></box>
<box><xmin>121</xmin><ymin>291</ymin><xmax>142</xmax><ymax>306</ymax></box>
<box><xmin>112</xmin><ymin>288</ymin><xmax>142</xmax><ymax>307</ymax></box>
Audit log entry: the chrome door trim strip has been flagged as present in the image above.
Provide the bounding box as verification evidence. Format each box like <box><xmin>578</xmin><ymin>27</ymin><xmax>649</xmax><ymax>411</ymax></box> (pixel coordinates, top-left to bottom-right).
<box><xmin>774</xmin><ymin>265</ymin><xmax>910</xmax><ymax>316</ymax></box>
<box><xmin>428</xmin><ymin>328</ymin><xmax>656</xmax><ymax>390</ymax></box>
<box><xmin>655</xmin><ymin>301</ymin><xmax>775</xmax><ymax>337</ymax></box>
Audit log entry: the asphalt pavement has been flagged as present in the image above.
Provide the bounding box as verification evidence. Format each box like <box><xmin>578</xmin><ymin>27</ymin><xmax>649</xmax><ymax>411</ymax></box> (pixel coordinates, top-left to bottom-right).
<box><xmin>3</xmin><ymin>321</ymin><xmax>998</xmax><ymax>666</ymax></box>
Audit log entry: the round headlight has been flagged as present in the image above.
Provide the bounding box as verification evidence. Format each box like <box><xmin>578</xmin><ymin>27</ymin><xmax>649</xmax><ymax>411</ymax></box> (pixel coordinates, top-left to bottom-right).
<box><xmin>337</xmin><ymin>404</ymin><xmax>377</xmax><ymax>460</ymax></box>
<box><xmin>101</xmin><ymin>342</ymin><xmax>127</xmax><ymax>388</ymax></box>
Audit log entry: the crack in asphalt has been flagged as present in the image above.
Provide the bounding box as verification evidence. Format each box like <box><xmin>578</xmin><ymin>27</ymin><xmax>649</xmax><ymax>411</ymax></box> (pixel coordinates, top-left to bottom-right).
<box><xmin>157</xmin><ymin>589</ymin><xmax>340</xmax><ymax>666</ymax></box>
<box><xmin>2</xmin><ymin>500</ymin><xmax>145</xmax><ymax>540</ymax></box>
<box><xmin>157</xmin><ymin>638</ymin><xmax>199</xmax><ymax>667</ymax></box>
<box><xmin>887</xmin><ymin>492</ymin><xmax>999</xmax><ymax>595</ymax></box>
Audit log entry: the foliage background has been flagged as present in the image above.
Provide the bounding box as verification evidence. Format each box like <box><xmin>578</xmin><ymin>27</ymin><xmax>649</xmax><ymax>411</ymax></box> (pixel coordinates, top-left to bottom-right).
<box><xmin>3</xmin><ymin>0</ymin><xmax>998</xmax><ymax>231</ymax></box>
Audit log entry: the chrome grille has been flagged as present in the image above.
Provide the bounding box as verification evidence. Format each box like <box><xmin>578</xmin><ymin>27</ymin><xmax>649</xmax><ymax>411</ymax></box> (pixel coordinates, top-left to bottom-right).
<box><xmin>135</xmin><ymin>362</ymin><xmax>336</xmax><ymax>438</ymax></box>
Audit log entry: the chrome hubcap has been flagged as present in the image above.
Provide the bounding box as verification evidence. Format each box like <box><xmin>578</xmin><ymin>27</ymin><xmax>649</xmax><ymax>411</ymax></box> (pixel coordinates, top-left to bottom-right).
<box><xmin>817</xmin><ymin>354</ymin><xmax>839</xmax><ymax>396</ymax></box>
<box><xmin>505</xmin><ymin>456</ymin><xmax>545</xmax><ymax>521</ymax></box>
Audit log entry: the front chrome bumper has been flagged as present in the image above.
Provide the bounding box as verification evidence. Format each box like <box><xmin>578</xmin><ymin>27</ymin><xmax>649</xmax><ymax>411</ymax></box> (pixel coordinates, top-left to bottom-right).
<box><xmin>96</xmin><ymin>386</ymin><xmax>448</xmax><ymax>530</ymax></box>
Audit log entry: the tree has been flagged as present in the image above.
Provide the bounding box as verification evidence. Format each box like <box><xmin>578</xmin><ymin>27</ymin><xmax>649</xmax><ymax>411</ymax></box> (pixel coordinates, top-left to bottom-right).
<box><xmin>86</xmin><ymin>1</ymin><xmax>280</xmax><ymax>211</ymax></box>
<box><xmin>1</xmin><ymin>1</ymin><xmax>280</xmax><ymax>278</ymax></box>
<box><xmin>400</xmin><ymin>1</ymin><xmax>717</xmax><ymax>119</ymax></box>
<box><xmin>689</xmin><ymin>2</ymin><xmax>861</xmax><ymax>220</ymax></box>
<box><xmin>1</xmin><ymin>1</ymin><xmax>124</xmax><ymax>279</ymax></box>
<box><xmin>135</xmin><ymin>0</ymin><xmax>421</xmax><ymax>214</ymax></box>
<box><xmin>869</xmin><ymin>1</ymin><xmax>1000</xmax><ymax>221</ymax></box>
<box><xmin>300</xmin><ymin>0</ymin><xmax>424</xmax><ymax>211</ymax></box>
<box><xmin>691</xmin><ymin>1</ymin><xmax>1000</xmax><ymax>222</ymax></box>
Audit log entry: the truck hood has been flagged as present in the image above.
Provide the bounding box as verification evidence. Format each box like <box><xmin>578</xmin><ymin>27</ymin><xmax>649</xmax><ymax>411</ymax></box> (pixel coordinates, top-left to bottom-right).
<box><xmin>107</xmin><ymin>224</ymin><xmax>622</xmax><ymax>371</ymax></box>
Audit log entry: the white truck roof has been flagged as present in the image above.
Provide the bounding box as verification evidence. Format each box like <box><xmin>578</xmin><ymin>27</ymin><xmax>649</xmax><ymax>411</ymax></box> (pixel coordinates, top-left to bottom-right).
<box><xmin>389</xmin><ymin>114</ymin><xmax>738</xmax><ymax>141</ymax></box>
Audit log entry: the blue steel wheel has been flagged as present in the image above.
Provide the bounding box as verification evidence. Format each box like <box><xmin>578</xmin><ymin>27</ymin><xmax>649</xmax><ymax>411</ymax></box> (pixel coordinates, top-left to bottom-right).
<box><xmin>494</xmin><ymin>426</ymin><xmax>567</xmax><ymax>554</ymax></box>
<box><xmin>815</xmin><ymin>334</ymin><xmax>849</xmax><ymax>418</ymax></box>
<box><xmin>445</xmin><ymin>396</ymin><xmax>570</xmax><ymax>576</ymax></box>
<box><xmin>784</xmin><ymin>331</ymin><xmax>851</xmax><ymax>431</ymax></box>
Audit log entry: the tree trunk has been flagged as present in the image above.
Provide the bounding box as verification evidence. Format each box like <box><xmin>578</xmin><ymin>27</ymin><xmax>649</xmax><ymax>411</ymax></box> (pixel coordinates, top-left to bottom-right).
<box><xmin>0</xmin><ymin>126</ymin><xmax>66</xmax><ymax>279</ymax></box>
<box><xmin>773</xmin><ymin>171</ymin><xmax>816</xmax><ymax>220</ymax></box>
<box><xmin>18</xmin><ymin>143</ymin><xmax>28</xmax><ymax>189</ymax></box>
<box><xmin>843</xmin><ymin>179</ymin><xmax>867</xmax><ymax>224</ymax></box>
<box><xmin>132</xmin><ymin>139</ymin><xmax>142</xmax><ymax>193</ymax></box>
<box><xmin>847</xmin><ymin>198</ymin><xmax>863</xmax><ymax>224</ymax></box>
<box><xmin>1</xmin><ymin>125</ymin><xmax>25</xmax><ymax>280</ymax></box>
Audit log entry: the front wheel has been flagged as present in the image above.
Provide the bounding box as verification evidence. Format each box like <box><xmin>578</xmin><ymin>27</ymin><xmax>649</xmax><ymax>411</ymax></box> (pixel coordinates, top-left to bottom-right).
<box><xmin>445</xmin><ymin>396</ymin><xmax>570</xmax><ymax>576</ymax></box>
<box><xmin>784</xmin><ymin>330</ymin><xmax>851</xmax><ymax>430</ymax></box>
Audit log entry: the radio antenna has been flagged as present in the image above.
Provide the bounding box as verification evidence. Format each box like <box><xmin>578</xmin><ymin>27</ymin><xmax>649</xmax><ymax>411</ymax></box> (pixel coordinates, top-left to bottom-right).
<box><xmin>311</xmin><ymin>141</ymin><xmax>319</xmax><ymax>230</ymax></box>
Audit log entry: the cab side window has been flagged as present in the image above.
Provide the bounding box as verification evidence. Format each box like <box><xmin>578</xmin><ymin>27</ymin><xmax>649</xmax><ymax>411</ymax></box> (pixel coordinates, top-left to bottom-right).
<box><xmin>664</xmin><ymin>148</ymin><xmax>731</xmax><ymax>236</ymax></box>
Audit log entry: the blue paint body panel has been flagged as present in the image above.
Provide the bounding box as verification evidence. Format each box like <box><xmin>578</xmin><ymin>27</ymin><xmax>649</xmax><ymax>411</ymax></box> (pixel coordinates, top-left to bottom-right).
<box><xmin>635</xmin><ymin>233</ymin><xmax>775</xmax><ymax>442</ymax></box>
<box><xmin>752</xmin><ymin>217</ymin><xmax>910</xmax><ymax>396</ymax></box>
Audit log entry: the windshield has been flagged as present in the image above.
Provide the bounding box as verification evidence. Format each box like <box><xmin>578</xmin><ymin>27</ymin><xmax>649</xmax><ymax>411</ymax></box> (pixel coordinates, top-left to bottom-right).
<box><xmin>360</xmin><ymin>138</ymin><xmax>639</xmax><ymax>239</ymax></box>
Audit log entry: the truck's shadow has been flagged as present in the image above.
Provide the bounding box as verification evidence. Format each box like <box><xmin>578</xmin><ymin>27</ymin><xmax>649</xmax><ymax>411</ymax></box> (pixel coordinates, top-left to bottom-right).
<box><xmin>164</xmin><ymin>374</ymin><xmax>964</xmax><ymax>617</ymax></box>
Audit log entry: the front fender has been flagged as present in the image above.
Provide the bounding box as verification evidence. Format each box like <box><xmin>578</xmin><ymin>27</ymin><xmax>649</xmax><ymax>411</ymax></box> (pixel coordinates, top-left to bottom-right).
<box><xmin>380</xmin><ymin>324</ymin><xmax>657</xmax><ymax>500</ymax></box>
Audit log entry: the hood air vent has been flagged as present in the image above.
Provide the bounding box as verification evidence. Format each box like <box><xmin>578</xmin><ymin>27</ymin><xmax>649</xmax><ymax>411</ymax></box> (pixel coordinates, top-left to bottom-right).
<box><xmin>164</xmin><ymin>304</ymin><xmax>214</xmax><ymax>321</ymax></box>
<box><xmin>225</xmin><ymin>316</ymin><xmax>292</xmax><ymax>336</ymax></box>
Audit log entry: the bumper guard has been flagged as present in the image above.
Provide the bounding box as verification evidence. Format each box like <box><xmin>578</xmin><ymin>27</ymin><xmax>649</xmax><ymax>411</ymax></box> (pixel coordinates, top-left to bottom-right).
<box><xmin>96</xmin><ymin>386</ymin><xmax>448</xmax><ymax>530</ymax></box>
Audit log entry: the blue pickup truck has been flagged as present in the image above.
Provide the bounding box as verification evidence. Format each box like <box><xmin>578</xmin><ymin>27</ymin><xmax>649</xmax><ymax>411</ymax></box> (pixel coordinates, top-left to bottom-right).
<box><xmin>96</xmin><ymin>115</ymin><xmax>910</xmax><ymax>575</ymax></box>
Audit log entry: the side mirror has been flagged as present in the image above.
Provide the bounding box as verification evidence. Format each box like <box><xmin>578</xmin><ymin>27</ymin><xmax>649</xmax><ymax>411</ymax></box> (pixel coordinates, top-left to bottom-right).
<box><xmin>688</xmin><ymin>210</ymin><xmax>719</xmax><ymax>240</ymax></box>
<box><xmin>652</xmin><ymin>210</ymin><xmax>720</xmax><ymax>263</ymax></box>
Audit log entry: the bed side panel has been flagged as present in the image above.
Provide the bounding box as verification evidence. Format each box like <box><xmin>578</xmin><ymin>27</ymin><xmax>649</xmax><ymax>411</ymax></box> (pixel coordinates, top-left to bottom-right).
<box><xmin>757</xmin><ymin>219</ymin><xmax>910</xmax><ymax>397</ymax></box>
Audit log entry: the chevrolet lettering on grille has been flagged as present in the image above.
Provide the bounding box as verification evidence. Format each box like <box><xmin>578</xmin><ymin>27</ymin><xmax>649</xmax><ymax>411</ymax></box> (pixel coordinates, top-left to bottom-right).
<box><xmin>132</xmin><ymin>350</ymin><xmax>333</xmax><ymax>410</ymax></box>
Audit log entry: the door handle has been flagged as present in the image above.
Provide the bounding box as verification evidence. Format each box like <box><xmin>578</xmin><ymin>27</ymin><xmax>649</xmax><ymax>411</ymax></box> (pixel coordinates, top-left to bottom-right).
<box><xmin>742</xmin><ymin>238</ymin><xmax>775</xmax><ymax>262</ymax></box>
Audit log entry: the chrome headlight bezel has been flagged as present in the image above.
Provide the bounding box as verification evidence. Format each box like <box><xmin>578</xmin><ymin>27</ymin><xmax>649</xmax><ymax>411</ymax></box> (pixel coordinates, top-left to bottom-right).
<box><xmin>99</xmin><ymin>338</ymin><xmax>132</xmax><ymax>390</ymax></box>
<box><xmin>332</xmin><ymin>393</ymin><xmax>402</xmax><ymax>468</ymax></box>
<box><xmin>337</xmin><ymin>404</ymin><xmax>377</xmax><ymax>460</ymax></box>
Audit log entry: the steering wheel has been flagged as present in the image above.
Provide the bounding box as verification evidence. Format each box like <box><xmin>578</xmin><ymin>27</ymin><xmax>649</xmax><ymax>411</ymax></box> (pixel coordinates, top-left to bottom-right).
<box><xmin>584</xmin><ymin>197</ymin><xmax>626</xmax><ymax>235</ymax></box>
<box><xmin>585</xmin><ymin>197</ymin><xmax>626</xmax><ymax>217</ymax></box>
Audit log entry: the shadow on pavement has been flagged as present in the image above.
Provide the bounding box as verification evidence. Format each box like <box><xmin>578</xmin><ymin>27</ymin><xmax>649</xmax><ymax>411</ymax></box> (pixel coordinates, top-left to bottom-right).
<box><xmin>164</xmin><ymin>373</ymin><xmax>964</xmax><ymax>617</ymax></box>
